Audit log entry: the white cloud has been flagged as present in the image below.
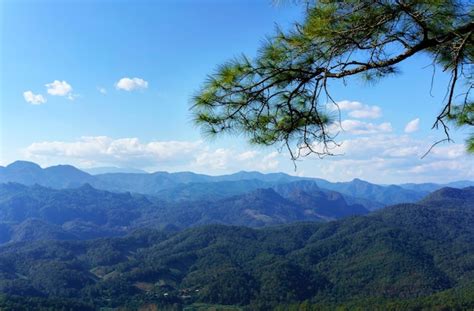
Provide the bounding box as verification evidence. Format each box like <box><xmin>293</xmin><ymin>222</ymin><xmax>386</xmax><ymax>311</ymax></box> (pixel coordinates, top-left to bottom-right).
<box><xmin>146</xmin><ymin>140</ymin><xmax>203</xmax><ymax>160</ymax></box>
<box><xmin>98</xmin><ymin>87</ymin><xmax>107</xmax><ymax>95</ymax></box>
<box><xmin>194</xmin><ymin>148</ymin><xmax>232</xmax><ymax>170</ymax></box>
<box><xmin>336</xmin><ymin>100</ymin><xmax>382</xmax><ymax>119</ymax></box>
<box><xmin>298</xmin><ymin>134</ymin><xmax>473</xmax><ymax>183</ymax></box>
<box><xmin>349</xmin><ymin>107</ymin><xmax>382</xmax><ymax>119</ymax></box>
<box><xmin>335</xmin><ymin>135</ymin><xmax>467</xmax><ymax>161</ymax></box>
<box><xmin>260</xmin><ymin>152</ymin><xmax>280</xmax><ymax>170</ymax></box>
<box><xmin>46</xmin><ymin>80</ymin><xmax>73</xmax><ymax>99</ymax></box>
<box><xmin>236</xmin><ymin>151</ymin><xmax>258</xmax><ymax>161</ymax></box>
<box><xmin>383</xmin><ymin>146</ymin><xmax>420</xmax><ymax>158</ymax></box>
<box><xmin>330</xmin><ymin>135</ymin><xmax>417</xmax><ymax>159</ymax></box>
<box><xmin>428</xmin><ymin>143</ymin><xmax>466</xmax><ymax>160</ymax></box>
<box><xmin>116</xmin><ymin>77</ymin><xmax>148</xmax><ymax>91</ymax></box>
<box><xmin>23</xmin><ymin>91</ymin><xmax>46</xmax><ymax>105</ymax></box>
<box><xmin>407</xmin><ymin>160</ymin><xmax>467</xmax><ymax>174</ymax></box>
<box><xmin>20</xmin><ymin>134</ymin><xmax>473</xmax><ymax>184</ymax></box>
<box><xmin>404</xmin><ymin>118</ymin><xmax>420</xmax><ymax>133</ymax></box>
<box><xmin>23</xmin><ymin>136</ymin><xmax>280</xmax><ymax>173</ymax></box>
<box><xmin>192</xmin><ymin>149</ymin><xmax>279</xmax><ymax>171</ymax></box>
<box><xmin>340</xmin><ymin>119</ymin><xmax>392</xmax><ymax>135</ymax></box>
<box><xmin>25</xmin><ymin>137</ymin><xmax>202</xmax><ymax>169</ymax></box>
<box><xmin>336</xmin><ymin>100</ymin><xmax>363</xmax><ymax>110</ymax></box>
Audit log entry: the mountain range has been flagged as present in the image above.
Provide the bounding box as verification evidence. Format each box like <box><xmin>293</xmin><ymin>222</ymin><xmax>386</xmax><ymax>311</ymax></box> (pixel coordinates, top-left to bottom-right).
<box><xmin>2</xmin><ymin>160</ymin><xmax>474</xmax><ymax>309</ymax></box>
<box><xmin>0</xmin><ymin>187</ymin><xmax>473</xmax><ymax>310</ymax></box>
<box><xmin>0</xmin><ymin>180</ymin><xmax>372</xmax><ymax>244</ymax></box>
<box><xmin>2</xmin><ymin>161</ymin><xmax>472</xmax><ymax>208</ymax></box>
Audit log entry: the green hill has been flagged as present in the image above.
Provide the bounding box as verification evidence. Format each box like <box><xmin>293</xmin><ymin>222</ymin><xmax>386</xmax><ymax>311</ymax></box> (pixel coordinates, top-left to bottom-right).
<box><xmin>0</xmin><ymin>187</ymin><xmax>473</xmax><ymax>310</ymax></box>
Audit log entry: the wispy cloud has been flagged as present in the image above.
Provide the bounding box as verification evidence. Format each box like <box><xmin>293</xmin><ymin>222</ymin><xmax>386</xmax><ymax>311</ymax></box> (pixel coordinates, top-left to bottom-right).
<box><xmin>404</xmin><ymin>118</ymin><xmax>420</xmax><ymax>133</ymax></box>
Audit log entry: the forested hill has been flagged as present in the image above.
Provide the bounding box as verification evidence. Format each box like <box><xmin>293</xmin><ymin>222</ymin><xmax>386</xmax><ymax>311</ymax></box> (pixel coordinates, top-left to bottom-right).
<box><xmin>0</xmin><ymin>187</ymin><xmax>473</xmax><ymax>310</ymax></box>
<box><xmin>0</xmin><ymin>182</ymin><xmax>371</xmax><ymax>244</ymax></box>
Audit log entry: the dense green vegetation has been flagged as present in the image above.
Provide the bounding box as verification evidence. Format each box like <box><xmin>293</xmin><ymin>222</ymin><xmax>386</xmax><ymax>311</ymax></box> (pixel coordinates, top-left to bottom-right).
<box><xmin>276</xmin><ymin>282</ymin><xmax>474</xmax><ymax>310</ymax></box>
<box><xmin>0</xmin><ymin>187</ymin><xmax>472</xmax><ymax>310</ymax></box>
<box><xmin>0</xmin><ymin>180</ymin><xmax>374</xmax><ymax>244</ymax></box>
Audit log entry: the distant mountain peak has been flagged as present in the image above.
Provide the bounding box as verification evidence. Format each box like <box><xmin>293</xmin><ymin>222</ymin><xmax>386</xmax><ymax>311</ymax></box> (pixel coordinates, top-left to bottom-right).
<box><xmin>232</xmin><ymin>171</ymin><xmax>264</xmax><ymax>177</ymax></box>
<box><xmin>6</xmin><ymin>160</ymin><xmax>42</xmax><ymax>170</ymax></box>
<box><xmin>84</xmin><ymin>166</ymin><xmax>148</xmax><ymax>175</ymax></box>
<box><xmin>45</xmin><ymin>164</ymin><xmax>90</xmax><ymax>174</ymax></box>
<box><xmin>421</xmin><ymin>186</ymin><xmax>474</xmax><ymax>205</ymax></box>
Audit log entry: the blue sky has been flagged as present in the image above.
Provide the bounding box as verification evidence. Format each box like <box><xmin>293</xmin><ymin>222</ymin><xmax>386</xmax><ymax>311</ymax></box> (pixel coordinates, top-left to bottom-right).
<box><xmin>1</xmin><ymin>0</ymin><xmax>472</xmax><ymax>183</ymax></box>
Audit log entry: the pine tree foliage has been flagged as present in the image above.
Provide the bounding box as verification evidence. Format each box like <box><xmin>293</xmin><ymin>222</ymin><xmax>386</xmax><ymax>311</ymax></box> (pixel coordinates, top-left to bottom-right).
<box><xmin>191</xmin><ymin>0</ymin><xmax>474</xmax><ymax>158</ymax></box>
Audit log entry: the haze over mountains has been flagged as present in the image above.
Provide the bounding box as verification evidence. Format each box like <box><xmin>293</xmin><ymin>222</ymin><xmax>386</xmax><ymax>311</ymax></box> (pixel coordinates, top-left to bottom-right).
<box><xmin>1</xmin><ymin>161</ymin><xmax>471</xmax><ymax>206</ymax></box>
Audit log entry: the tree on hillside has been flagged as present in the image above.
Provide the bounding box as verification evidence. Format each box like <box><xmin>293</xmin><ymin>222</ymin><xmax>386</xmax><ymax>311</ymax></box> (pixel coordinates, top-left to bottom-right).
<box><xmin>191</xmin><ymin>0</ymin><xmax>473</xmax><ymax>159</ymax></box>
